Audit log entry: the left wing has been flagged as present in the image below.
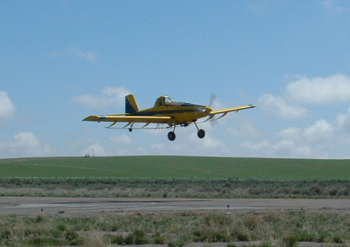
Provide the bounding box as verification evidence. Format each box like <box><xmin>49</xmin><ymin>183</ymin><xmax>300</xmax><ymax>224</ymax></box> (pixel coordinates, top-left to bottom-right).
<box><xmin>205</xmin><ymin>104</ymin><xmax>256</xmax><ymax>121</ymax></box>
<box><xmin>210</xmin><ymin>104</ymin><xmax>256</xmax><ymax>115</ymax></box>
<box><xmin>83</xmin><ymin>115</ymin><xmax>173</xmax><ymax>124</ymax></box>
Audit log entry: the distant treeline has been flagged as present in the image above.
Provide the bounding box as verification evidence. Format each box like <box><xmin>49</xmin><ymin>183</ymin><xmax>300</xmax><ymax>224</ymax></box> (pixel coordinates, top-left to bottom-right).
<box><xmin>1</xmin><ymin>178</ymin><xmax>350</xmax><ymax>198</ymax></box>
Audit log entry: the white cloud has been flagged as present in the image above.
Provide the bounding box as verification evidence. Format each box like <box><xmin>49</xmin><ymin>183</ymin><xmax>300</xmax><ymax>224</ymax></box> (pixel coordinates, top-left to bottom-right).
<box><xmin>337</xmin><ymin>111</ymin><xmax>350</xmax><ymax>132</ymax></box>
<box><xmin>78</xmin><ymin>134</ymin><xmax>138</xmax><ymax>156</ymax></box>
<box><xmin>81</xmin><ymin>142</ymin><xmax>108</xmax><ymax>157</ymax></box>
<box><xmin>0</xmin><ymin>91</ymin><xmax>16</xmax><ymax>122</ymax></box>
<box><xmin>0</xmin><ymin>132</ymin><xmax>53</xmax><ymax>158</ymax></box>
<box><xmin>74</xmin><ymin>86</ymin><xmax>131</xmax><ymax>109</ymax></box>
<box><xmin>274</xmin><ymin>140</ymin><xmax>313</xmax><ymax>158</ymax></box>
<box><xmin>50</xmin><ymin>46</ymin><xmax>97</xmax><ymax>62</ymax></box>
<box><xmin>278</xmin><ymin>127</ymin><xmax>301</xmax><ymax>138</ymax></box>
<box><xmin>304</xmin><ymin>119</ymin><xmax>333</xmax><ymax>142</ymax></box>
<box><xmin>241</xmin><ymin>139</ymin><xmax>313</xmax><ymax>158</ymax></box>
<box><xmin>188</xmin><ymin>132</ymin><xmax>226</xmax><ymax>150</ymax></box>
<box><xmin>226</xmin><ymin>119</ymin><xmax>260</xmax><ymax>137</ymax></box>
<box><xmin>241</xmin><ymin>140</ymin><xmax>271</xmax><ymax>152</ymax></box>
<box><xmin>258</xmin><ymin>93</ymin><xmax>309</xmax><ymax>118</ymax></box>
<box><xmin>247</xmin><ymin>0</ymin><xmax>279</xmax><ymax>16</ymax></box>
<box><xmin>251</xmin><ymin>73</ymin><xmax>350</xmax><ymax>157</ymax></box>
<box><xmin>202</xmin><ymin>135</ymin><xmax>226</xmax><ymax>149</ymax></box>
<box><xmin>110</xmin><ymin>134</ymin><xmax>132</xmax><ymax>146</ymax></box>
<box><xmin>241</xmin><ymin>119</ymin><xmax>334</xmax><ymax>158</ymax></box>
<box><xmin>321</xmin><ymin>0</ymin><xmax>346</xmax><ymax>14</ymax></box>
<box><xmin>279</xmin><ymin>119</ymin><xmax>333</xmax><ymax>143</ymax></box>
<box><xmin>286</xmin><ymin>74</ymin><xmax>350</xmax><ymax>104</ymax></box>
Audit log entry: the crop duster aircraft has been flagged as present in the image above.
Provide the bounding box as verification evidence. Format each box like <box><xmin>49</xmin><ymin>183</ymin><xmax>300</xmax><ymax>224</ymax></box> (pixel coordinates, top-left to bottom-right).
<box><xmin>83</xmin><ymin>94</ymin><xmax>256</xmax><ymax>141</ymax></box>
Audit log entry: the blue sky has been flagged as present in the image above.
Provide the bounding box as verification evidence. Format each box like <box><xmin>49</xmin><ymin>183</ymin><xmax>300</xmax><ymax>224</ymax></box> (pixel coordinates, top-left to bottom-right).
<box><xmin>1</xmin><ymin>0</ymin><xmax>350</xmax><ymax>158</ymax></box>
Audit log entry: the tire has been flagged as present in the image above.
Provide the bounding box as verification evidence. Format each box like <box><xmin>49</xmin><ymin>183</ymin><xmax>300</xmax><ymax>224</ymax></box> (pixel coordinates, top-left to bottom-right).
<box><xmin>168</xmin><ymin>131</ymin><xmax>176</xmax><ymax>141</ymax></box>
<box><xmin>197</xmin><ymin>129</ymin><xmax>205</xmax><ymax>138</ymax></box>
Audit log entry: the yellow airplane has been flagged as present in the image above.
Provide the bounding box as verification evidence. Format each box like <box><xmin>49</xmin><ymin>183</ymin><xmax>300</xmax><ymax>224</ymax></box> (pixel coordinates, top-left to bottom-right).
<box><xmin>83</xmin><ymin>94</ymin><xmax>256</xmax><ymax>141</ymax></box>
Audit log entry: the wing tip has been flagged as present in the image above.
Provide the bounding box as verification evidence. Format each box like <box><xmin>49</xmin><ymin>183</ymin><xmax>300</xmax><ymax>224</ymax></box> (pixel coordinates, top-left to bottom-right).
<box><xmin>83</xmin><ymin>115</ymin><xmax>101</xmax><ymax>121</ymax></box>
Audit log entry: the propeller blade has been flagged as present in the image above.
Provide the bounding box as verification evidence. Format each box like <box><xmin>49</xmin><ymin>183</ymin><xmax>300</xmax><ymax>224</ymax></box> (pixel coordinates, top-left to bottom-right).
<box><xmin>209</xmin><ymin>93</ymin><xmax>219</xmax><ymax>128</ymax></box>
<box><xmin>209</xmin><ymin>93</ymin><xmax>217</xmax><ymax>107</ymax></box>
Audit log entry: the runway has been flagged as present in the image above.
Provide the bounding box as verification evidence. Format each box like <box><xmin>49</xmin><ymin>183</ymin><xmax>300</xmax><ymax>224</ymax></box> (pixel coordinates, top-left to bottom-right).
<box><xmin>1</xmin><ymin>197</ymin><xmax>349</xmax><ymax>216</ymax></box>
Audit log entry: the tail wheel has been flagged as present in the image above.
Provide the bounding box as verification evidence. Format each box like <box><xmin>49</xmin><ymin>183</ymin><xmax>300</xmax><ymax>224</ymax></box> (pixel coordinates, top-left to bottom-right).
<box><xmin>168</xmin><ymin>131</ymin><xmax>176</xmax><ymax>141</ymax></box>
<box><xmin>197</xmin><ymin>129</ymin><xmax>205</xmax><ymax>139</ymax></box>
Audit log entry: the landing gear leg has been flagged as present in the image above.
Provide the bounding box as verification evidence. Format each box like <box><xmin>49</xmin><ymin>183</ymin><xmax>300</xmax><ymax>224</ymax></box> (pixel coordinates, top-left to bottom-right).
<box><xmin>194</xmin><ymin>122</ymin><xmax>205</xmax><ymax>139</ymax></box>
<box><xmin>128</xmin><ymin>123</ymin><xmax>134</xmax><ymax>132</ymax></box>
<box><xmin>168</xmin><ymin>126</ymin><xmax>176</xmax><ymax>141</ymax></box>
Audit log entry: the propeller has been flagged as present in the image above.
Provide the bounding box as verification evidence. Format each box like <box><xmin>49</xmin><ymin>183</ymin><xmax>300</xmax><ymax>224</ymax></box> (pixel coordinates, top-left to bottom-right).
<box><xmin>209</xmin><ymin>93</ymin><xmax>217</xmax><ymax>108</ymax></box>
<box><xmin>208</xmin><ymin>93</ymin><xmax>219</xmax><ymax>128</ymax></box>
<box><xmin>194</xmin><ymin>93</ymin><xmax>218</xmax><ymax>128</ymax></box>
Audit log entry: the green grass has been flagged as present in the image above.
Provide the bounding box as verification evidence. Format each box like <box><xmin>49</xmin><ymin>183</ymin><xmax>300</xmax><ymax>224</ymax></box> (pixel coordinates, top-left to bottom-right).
<box><xmin>0</xmin><ymin>156</ymin><xmax>350</xmax><ymax>180</ymax></box>
<box><xmin>1</xmin><ymin>211</ymin><xmax>350</xmax><ymax>246</ymax></box>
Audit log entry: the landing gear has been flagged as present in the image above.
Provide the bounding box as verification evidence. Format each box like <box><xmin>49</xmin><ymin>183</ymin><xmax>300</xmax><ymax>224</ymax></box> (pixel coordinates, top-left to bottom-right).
<box><xmin>194</xmin><ymin>122</ymin><xmax>205</xmax><ymax>139</ymax></box>
<box><xmin>168</xmin><ymin>131</ymin><xmax>176</xmax><ymax>141</ymax></box>
<box><xmin>168</xmin><ymin>125</ymin><xmax>176</xmax><ymax>141</ymax></box>
<box><xmin>127</xmin><ymin>123</ymin><xmax>134</xmax><ymax>132</ymax></box>
<box><xmin>197</xmin><ymin>129</ymin><xmax>205</xmax><ymax>139</ymax></box>
<box><xmin>166</xmin><ymin>123</ymin><xmax>206</xmax><ymax>141</ymax></box>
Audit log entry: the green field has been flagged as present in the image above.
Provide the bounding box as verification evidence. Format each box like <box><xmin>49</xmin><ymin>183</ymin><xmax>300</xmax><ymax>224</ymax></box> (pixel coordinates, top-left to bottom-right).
<box><xmin>1</xmin><ymin>156</ymin><xmax>350</xmax><ymax>180</ymax></box>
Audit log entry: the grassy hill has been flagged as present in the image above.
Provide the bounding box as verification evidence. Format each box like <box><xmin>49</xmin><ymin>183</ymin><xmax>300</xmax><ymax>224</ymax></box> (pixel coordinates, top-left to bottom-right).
<box><xmin>1</xmin><ymin>156</ymin><xmax>350</xmax><ymax>180</ymax></box>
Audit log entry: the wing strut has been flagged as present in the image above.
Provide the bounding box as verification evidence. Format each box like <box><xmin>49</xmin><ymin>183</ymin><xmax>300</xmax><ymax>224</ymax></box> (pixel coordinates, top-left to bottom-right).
<box><xmin>204</xmin><ymin>112</ymin><xmax>228</xmax><ymax>122</ymax></box>
<box><xmin>122</xmin><ymin>122</ymin><xmax>133</xmax><ymax>128</ymax></box>
<box><xmin>216</xmin><ymin>112</ymin><xmax>228</xmax><ymax>120</ymax></box>
<box><xmin>141</xmin><ymin>123</ymin><xmax>150</xmax><ymax>129</ymax></box>
<box><xmin>204</xmin><ymin>115</ymin><xmax>215</xmax><ymax>122</ymax></box>
<box><xmin>106</xmin><ymin>122</ymin><xmax>118</xmax><ymax>128</ymax></box>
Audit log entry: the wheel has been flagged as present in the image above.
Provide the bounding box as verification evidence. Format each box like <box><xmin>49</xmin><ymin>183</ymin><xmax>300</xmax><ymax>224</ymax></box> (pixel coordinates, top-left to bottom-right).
<box><xmin>197</xmin><ymin>129</ymin><xmax>205</xmax><ymax>139</ymax></box>
<box><xmin>129</xmin><ymin>128</ymin><xmax>133</xmax><ymax>132</ymax></box>
<box><xmin>168</xmin><ymin>131</ymin><xmax>176</xmax><ymax>141</ymax></box>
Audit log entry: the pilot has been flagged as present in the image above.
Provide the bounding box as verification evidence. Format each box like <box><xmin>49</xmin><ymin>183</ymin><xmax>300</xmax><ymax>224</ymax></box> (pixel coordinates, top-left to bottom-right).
<box><xmin>155</xmin><ymin>96</ymin><xmax>166</xmax><ymax>107</ymax></box>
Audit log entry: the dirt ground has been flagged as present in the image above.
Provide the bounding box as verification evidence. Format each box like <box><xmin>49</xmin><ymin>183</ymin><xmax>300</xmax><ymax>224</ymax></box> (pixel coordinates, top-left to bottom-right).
<box><xmin>1</xmin><ymin>197</ymin><xmax>350</xmax><ymax>216</ymax></box>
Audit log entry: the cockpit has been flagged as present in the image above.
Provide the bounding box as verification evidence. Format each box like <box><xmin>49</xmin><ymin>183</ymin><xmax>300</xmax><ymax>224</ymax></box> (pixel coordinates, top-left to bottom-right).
<box><xmin>154</xmin><ymin>96</ymin><xmax>174</xmax><ymax>107</ymax></box>
<box><xmin>154</xmin><ymin>95</ymin><xmax>190</xmax><ymax>108</ymax></box>
<box><xmin>164</xmin><ymin>96</ymin><xmax>174</xmax><ymax>103</ymax></box>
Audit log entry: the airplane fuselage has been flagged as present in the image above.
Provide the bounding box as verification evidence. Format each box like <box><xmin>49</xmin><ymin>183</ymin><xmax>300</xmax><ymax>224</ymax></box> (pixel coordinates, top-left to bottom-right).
<box><xmin>129</xmin><ymin>102</ymin><xmax>212</xmax><ymax>124</ymax></box>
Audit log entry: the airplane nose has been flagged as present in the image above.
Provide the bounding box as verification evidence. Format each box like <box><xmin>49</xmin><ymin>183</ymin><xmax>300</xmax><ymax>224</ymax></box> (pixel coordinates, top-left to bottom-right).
<box><xmin>206</xmin><ymin>106</ymin><xmax>212</xmax><ymax>113</ymax></box>
<box><xmin>199</xmin><ymin>106</ymin><xmax>211</xmax><ymax>113</ymax></box>
<box><xmin>195</xmin><ymin>106</ymin><xmax>211</xmax><ymax>114</ymax></box>
<box><xmin>195</xmin><ymin>106</ymin><xmax>212</xmax><ymax>116</ymax></box>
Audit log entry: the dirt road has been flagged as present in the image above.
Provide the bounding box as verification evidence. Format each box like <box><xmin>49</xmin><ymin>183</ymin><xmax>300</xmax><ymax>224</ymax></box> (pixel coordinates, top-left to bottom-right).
<box><xmin>1</xmin><ymin>197</ymin><xmax>349</xmax><ymax>216</ymax></box>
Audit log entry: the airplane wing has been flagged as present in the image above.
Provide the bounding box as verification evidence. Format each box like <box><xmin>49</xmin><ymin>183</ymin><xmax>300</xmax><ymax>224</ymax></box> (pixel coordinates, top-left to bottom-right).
<box><xmin>205</xmin><ymin>104</ymin><xmax>256</xmax><ymax>121</ymax></box>
<box><xmin>209</xmin><ymin>104</ymin><xmax>256</xmax><ymax>115</ymax></box>
<box><xmin>83</xmin><ymin>115</ymin><xmax>173</xmax><ymax>124</ymax></box>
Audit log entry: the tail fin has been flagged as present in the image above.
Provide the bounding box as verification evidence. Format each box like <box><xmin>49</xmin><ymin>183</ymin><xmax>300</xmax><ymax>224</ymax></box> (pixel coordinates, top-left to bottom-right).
<box><xmin>125</xmin><ymin>94</ymin><xmax>139</xmax><ymax>114</ymax></box>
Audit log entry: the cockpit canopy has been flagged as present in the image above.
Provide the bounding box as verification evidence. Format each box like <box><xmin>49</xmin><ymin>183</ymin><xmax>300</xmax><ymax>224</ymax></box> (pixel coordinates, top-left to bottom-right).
<box><xmin>154</xmin><ymin>96</ymin><xmax>174</xmax><ymax>107</ymax></box>
<box><xmin>154</xmin><ymin>95</ymin><xmax>198</xmax><ymax>108</ymax></box>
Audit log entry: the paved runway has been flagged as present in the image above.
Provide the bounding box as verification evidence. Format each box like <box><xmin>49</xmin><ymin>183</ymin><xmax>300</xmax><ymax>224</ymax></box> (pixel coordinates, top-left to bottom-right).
<box><xmin>1</xmin><ymin>197</ymin><xmax>349</xmax><ymax>216</ymax></box>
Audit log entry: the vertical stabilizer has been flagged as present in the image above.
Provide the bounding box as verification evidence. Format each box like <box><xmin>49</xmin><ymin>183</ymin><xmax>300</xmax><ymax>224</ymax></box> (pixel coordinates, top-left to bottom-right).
<box><xmin>125</xmin><ymin>94</ymin><xmax>139</xmax><ymax>114</ymax></box>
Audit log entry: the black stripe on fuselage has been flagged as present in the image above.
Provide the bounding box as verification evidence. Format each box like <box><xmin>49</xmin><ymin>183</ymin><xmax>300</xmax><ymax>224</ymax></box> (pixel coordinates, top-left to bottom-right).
<box><xmin>132</xmin><ymin>109</ymin><xmax>199</xmax><ymax>116</ymax></box>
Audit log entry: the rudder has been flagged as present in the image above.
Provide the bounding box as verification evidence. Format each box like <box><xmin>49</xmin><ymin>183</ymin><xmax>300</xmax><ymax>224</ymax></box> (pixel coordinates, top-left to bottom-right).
<box><xmin>125</xmin><ymin>94</ymin><xmax>139</xmax><ymax>114</ymax></box>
